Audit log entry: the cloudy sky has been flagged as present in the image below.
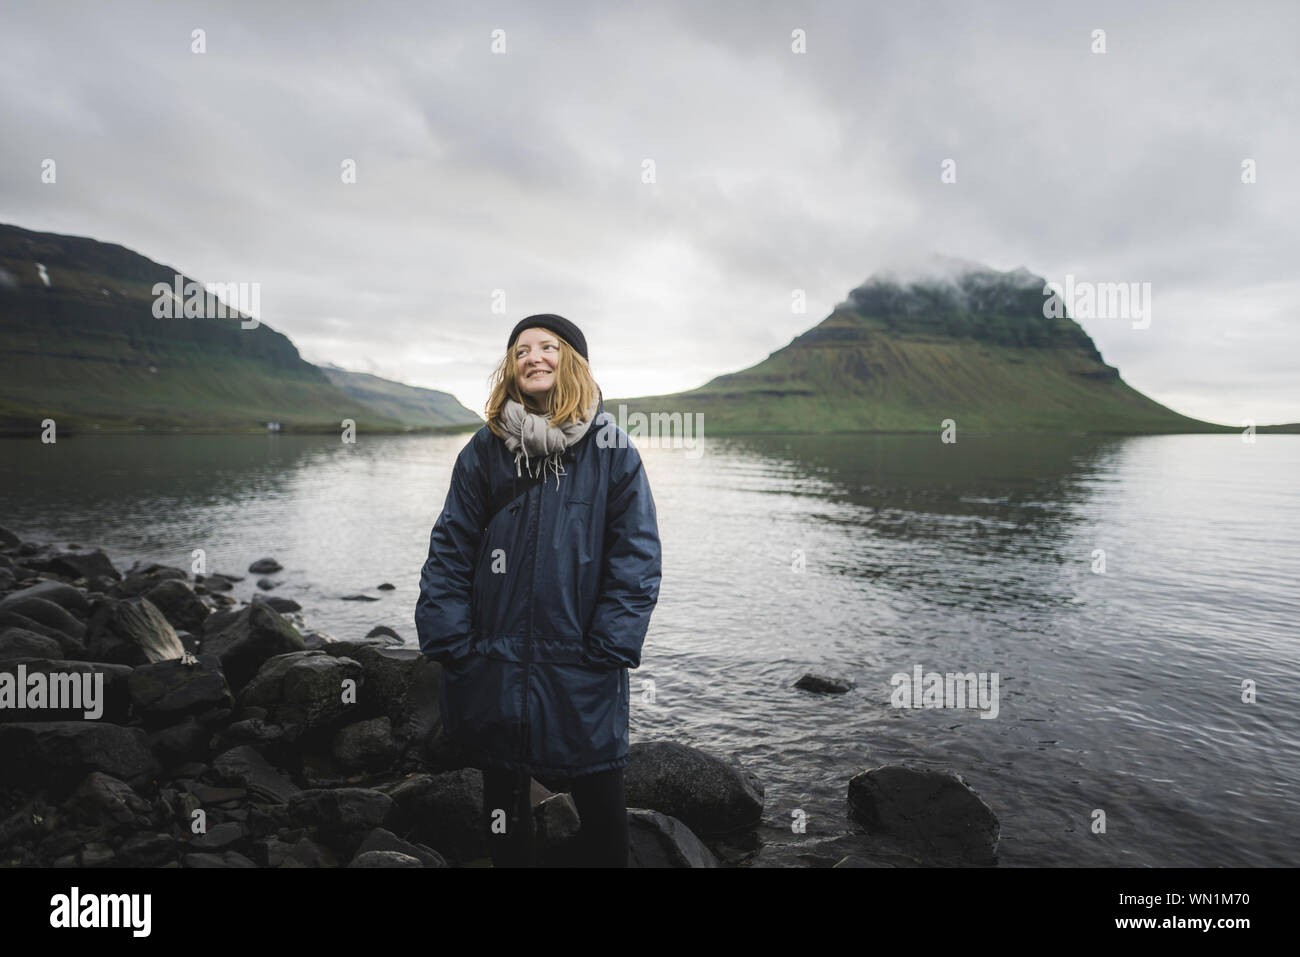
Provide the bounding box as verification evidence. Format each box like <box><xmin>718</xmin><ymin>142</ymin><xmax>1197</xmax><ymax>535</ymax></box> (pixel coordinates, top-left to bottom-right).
<box><xmin>2</xmin><ymin>0</ymin><xmax>1296</xmax><ymax>425</ymax></box>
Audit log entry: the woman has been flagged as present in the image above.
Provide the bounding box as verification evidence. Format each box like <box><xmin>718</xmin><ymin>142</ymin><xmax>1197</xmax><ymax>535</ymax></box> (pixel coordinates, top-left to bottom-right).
<box><xmin>414</xmin><ymin>313</ymin><xmax>662</xmax><ymax>867</ymax></box>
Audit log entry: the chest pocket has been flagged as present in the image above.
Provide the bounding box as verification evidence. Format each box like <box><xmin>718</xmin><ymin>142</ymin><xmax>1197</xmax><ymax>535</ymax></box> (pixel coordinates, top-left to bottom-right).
<box><xmin>562</xmin><ymin>497</ymin><xmax>596</xmax><ymax>565</ymax></box>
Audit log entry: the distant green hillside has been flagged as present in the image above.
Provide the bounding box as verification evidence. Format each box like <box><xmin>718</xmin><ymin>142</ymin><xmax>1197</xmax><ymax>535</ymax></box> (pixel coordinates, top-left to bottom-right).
<box><xmin>319</xmin><ymin>364</ymin><xmax>481</xmax><ymax>429</ymax></box>
<box><xmin>0</xmin><ymin>223</ymin><xmax>451</xmax><ymax>435</ymax></box>
<box><xmin>611</xmin><ymin>258</ymin><xmax>1241</xmax><ymax>434</ymax></box>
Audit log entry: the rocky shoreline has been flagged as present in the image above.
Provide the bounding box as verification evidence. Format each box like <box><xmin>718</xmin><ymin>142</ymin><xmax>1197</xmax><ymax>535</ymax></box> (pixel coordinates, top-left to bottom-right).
<box><xmin>0</xmin><ymin>525</ymin><xmax>1001</xmax><ymax>867</ymax></box>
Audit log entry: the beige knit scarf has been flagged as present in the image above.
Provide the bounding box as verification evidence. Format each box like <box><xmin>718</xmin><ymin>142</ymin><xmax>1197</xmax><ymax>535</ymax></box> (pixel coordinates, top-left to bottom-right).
<box><xmin>500</xmin><ymin>397</ymin><xmax>598</xmax><ymax>489</ymax></box>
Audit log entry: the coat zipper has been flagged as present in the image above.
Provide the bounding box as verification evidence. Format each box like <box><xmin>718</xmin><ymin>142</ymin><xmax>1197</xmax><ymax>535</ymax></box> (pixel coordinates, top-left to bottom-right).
<box><xmin>521</xmin><ymin>479</ymin><xmax>540</xmax><ymax>760</ymax></box>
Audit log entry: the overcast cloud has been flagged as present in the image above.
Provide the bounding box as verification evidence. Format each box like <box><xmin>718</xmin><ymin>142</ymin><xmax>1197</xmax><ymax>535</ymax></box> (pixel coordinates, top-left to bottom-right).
<box><xmin>2</xmin><ymin>0</ymin><xmax>1296</xmax><ymax>425</ymax></box>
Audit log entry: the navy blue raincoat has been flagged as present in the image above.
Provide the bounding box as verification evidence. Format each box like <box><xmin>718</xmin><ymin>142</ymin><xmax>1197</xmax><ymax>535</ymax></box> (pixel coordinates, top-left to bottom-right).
<box><xmin>415</xmin><ymin>395</ymin><xmax>662</xmax><ymax>779</ymax></box>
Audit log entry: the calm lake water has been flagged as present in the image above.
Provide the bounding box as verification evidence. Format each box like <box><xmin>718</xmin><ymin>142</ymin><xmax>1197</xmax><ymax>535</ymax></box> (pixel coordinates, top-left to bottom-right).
<box><xmin>2</xmin><ymin>429</ymin><xmax>1297</xmax><ymax>867</ymax></box>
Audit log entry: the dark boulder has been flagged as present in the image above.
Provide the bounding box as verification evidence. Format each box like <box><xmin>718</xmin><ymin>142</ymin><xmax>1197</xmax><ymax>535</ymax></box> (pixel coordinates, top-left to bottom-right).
<box><xmin>0</xmin><ymin>597</ymin><xmax>86</xmax><ymax>643</ymax></box>
<box><xmin>127</xmin><ymin>653</ymin><xmax>234</xmax><ymax>728</ymax></box>
<box><xmin>144</xmin><ymin>579</ymin><xmax>210</xmax><ymax>634</ymax></box>
<box><xmin>332</xmin><ymin>717</ymin><xmax>399</xmax><ymax>775</ymax></box>
<box><xmin>66</xmin><ymin>771</ymin><xmax>154</xmax><ymax>830</ymax></box>
<box><xmin>201</xmin><ymin>602</ymin><xmax>306</xmax><ymax>692</ymax></box>
<box><xmin>321</xmin><ymin>642</ymin><xmax>443</xmax><ymax>753</ymax></box>
<box><xmin>624</xmin><ymin>741</ymin><xmax>765</xmax><ymax>836</ymax></box>
<box><xmin>382</xmin><ymin>768</ymin><xmax>485</xmax><ymax>865</ymax></box>
<box><xmin>24</xmin><ymin>548</ymin><xmax>121</xmax><ymax>583</ymax></box>
<box><xmin>794</xmin><ymin>673</ymin><xmax>855</xmax><ymax>694</ymax></box>
<box><xmin>352</xmin><ymin>826</ymin><xmax>446</xmax><ymax>867</ymax></box>
<box><xmin>0</xmin><ymin>580</ymin><xmax>92</xmax><ymax>617</ymax></box>
<box><xmin>210</xmin><ymin>745</ymin><xmax>300</xmax><ymax>804</ymax></box>
<box><xmin>0</xmin><ymin>721</ymin><xmax>159</xmax><ymax>790</ymax></box>
<box><xmin>628</xmin><ymin>808</ymin><xmax>718</xmax><ymax>868</ymax></box>
<box><xmin>0</xmin><ymin>611</ymin><xmax>86</xmax><ymax>659</ymax></box>
<box><xmin>237</xmin><ymin>651</ymin><xmax>362</xmax><ymax>737</ymax></box>
<box><xmin>85</xmin><ymin>597</ymin><xmax>185</xmax><ymax>666</ymax></box>
<box><xmin>251</xmin><ymin>594</ymin><xmax>301</xmax><ymax>614</ymax></box>
<box><xmin>0</xmin><ymin>628</ymin><xmax>64</xmax><ymax>661</ymax></box>
<box><xmin>846</xmin><ymin>765</ymin><xmax>1000</xmax><ymax>866</ymax></box>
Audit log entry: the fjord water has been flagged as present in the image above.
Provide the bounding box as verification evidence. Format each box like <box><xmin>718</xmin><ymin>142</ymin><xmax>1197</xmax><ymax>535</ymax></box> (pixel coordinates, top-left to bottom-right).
<box><xmin>2</xmin><ymin>430</ymin><xmax>1296</xmax><ymax>867</ymax></box>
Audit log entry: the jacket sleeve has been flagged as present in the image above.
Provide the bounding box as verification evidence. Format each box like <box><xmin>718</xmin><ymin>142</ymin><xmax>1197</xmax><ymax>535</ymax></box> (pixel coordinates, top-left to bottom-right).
<box><xmin>582</xmin><ymin>444</ymin><xmax>662</xmax><ymax>671</ymax></box>
<box><xmin>415</xmin><ymin>436</ymin><xmax>488</xmax><ymax>666</ymax></box>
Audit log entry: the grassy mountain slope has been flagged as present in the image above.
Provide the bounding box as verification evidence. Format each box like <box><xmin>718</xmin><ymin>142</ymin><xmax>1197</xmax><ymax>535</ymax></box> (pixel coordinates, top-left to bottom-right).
<box><xmin>318</xmin><ymin>364</ymin><xmax>481</xmax><ymax>428</ymax></box>
<box><xmin>611</xmin><ymin>259</ymin><xmax>1236</xmax><ymax>434</ymax></box>
<box><xmin>0</xmin><ymin>224</ymin><xmax>409</xmax><ymax>434</ymax></box>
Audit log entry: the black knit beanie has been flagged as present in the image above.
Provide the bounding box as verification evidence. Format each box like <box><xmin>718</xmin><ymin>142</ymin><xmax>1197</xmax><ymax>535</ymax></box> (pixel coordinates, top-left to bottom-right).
<box><xmin>507</xmin><ymin>313</ymin><xmax>588</xmax><ymax>362</ymax></box>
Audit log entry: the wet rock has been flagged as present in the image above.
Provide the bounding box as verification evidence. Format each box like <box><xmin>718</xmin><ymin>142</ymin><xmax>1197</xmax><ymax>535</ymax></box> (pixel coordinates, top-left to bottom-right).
<box><xmin>86</xmin><ymin>597</ymin><xmax>185</xmax><ymax>666</ymax></box>
<box><xmin>147</xmin><ymin>717</ymin><xmax>213</xmax><ymax>766</ymax></box>
<box><xmin>0</xmin><ymin>524</ymin><xmax>22</xmax><ymax>549</ymax></box>
<box><xmin>210</xmin><ymin>745</ymin><xmax>300</xmax><ymax>804</ymax></box>
<box><xmin>127</xmin><ymin>653</ymin><xmax>233</xmax><ymax>727</ymax></box>
<box><xmin>0</xmin><ymin>580</ymin><xmax>92</xmax><ymax>617</ymax></box>
<box><xmin>66</xmin><ymin>771</ymin><xmax>153</xmax><ymax>830</ymax></box>
<box><xmin>112</xmin><ymin>563</ymin><xmax>189</xmax><ymax>599</ymax></box>
<box><xmin>321</xmin><ymin>642</ymin><xmax>441</xmax><ymax>750</ymax></box>
<box><xmin>846</xmin><ymin>765</ymin><xmax>1000</xmax><ymax>866</ymax></box>
<box><xmin>624</xmin><ymin>741</ymin><xmax>765</xmax><ymax>836</ymax></box>
<box><xmin>376</xmin><ymin>583</ymin><xmax>395</xmax><ymax>591</ymax></box>
<box><xmin>249</xmin><ymin>558</ymin><xmax>283</xmax><ymax>574</ymax></box>
<box><xmin>194</xmin><ymin>572</ymin><xmax>238</xmax><ymax>593</ymax></box>
<box><xmin>534</xmin><ymin>792</ymin><xmax>582</xmax><ymax>865</ymax></box>
<box><xmin>237</xmin><ymin>651</ymin><xmax>362</xmax><ymax>736</ymax></box>
<box><xmin>0</xmin><ymin>721</ymin><xmax>159</xmax><ymax>790</ymax></box>
<box><xmin>0</xmin><ymin>597</ymin><xmax>86</xmax><ymax>644</ymax></box>
<box><xmin>0</xmin><ymin>628</ymin><xmax>64</xmax><ymax>661</ymax></box>
<box><xmin>256</xmin><ymin>578</ymin><xmax>280</xmax><ymax>591</ymax></box>
<box><xmin>25</xmin><ymin>548</ymin><xmax>121</xmax><ymax>583</ymax></box>
<box><xmin>144</xmin><ymin>579</ymin><xmax>210</xmax><ymax>634</ymax></box>
<box><xmin>628</xmin><ymin>809</ymin><xmax>718</xmax><ymax>868</ymax></box>
<box><xmin>201</xmin><ymin>602</ymin><xmax>306</xmax><ymax>692</ymax></box>
<box><xmin>252</xmin><ymin>594</ymin><xmax>301</xmax><ymax>613</ymax></box>
<box><xmin>389</xmin><ymin>767</ymin><xmax>485</xmax><ymax>865</ymax></box>
<box><xmin>0</xmin><ymin>611</ymin><xmax>86</xmax><ymax>659</ymax></box>
<box><xmin>794</xmin><ymin>673</ymin><xmax>855</xmax><ymax>694</ymax></box>
<box><xmin>340</xmin><ymin>594</ymin><xmax>379</xmax><ymax>602</ymax></box>
<box><xmin>322</xmin><ymin>638</ymin><xmax>400</xmax><ymax>657</ymax></box>
<box><xmin>363</xmin><ymin>626</ymin><xmax>403</xmax><ymax>644</ymax></box>
<box><xmin>353</xmin><ymin>826</ymin><xmax>446</xmax><ymax>867</ymax></box>
<box><xmin>332</xmin><ymin>717</ymin><xmax>399</xmax><ymax>774</ymax></box>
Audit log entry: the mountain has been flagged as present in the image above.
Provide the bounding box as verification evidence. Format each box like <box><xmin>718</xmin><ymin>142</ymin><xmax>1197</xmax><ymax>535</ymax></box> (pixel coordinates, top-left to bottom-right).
<box><xmin>609</xmin><ymin>256</ymin><xmax>1237</xmax><ymax>434</ymax></box>
<box><xmin>318</xmin><ymin>363</ymin><xmax>482</xmax><ymax>428</ymax></box>
<box><xmin>0</xmin><ymin>224</ymin><xmax>475</xmax><ymax>434</ymax></box>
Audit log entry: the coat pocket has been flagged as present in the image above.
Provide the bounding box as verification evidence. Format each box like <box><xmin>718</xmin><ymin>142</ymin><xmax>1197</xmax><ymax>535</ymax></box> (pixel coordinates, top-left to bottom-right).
<box><xmin>442</xmin><ymin>653</ymin><xmax>523</xmax><ymax>762</ymax></box>
<box><xmin>527</xmin><ymin>662</ymin><xmax>626</xmax><ymax>771</ymax></box>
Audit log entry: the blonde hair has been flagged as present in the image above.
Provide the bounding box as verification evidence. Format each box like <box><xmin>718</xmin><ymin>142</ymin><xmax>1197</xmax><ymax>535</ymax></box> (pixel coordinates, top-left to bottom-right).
<box><xmin>485</xmin><ymin>330</ymin><xmax>601</xmax><ymax>439</ymax></box>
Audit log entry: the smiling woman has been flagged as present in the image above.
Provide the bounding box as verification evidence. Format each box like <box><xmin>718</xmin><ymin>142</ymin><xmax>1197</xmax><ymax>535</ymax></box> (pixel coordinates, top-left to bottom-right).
<box><xmin>515</xmin><ymin>327</ymin><xmax>560</xmax><ymax>400</ymax></box>
<box><xmin>415</xmin><ymin>311</ymin><xmax>662</xmax><ymax>868</ymax></box>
